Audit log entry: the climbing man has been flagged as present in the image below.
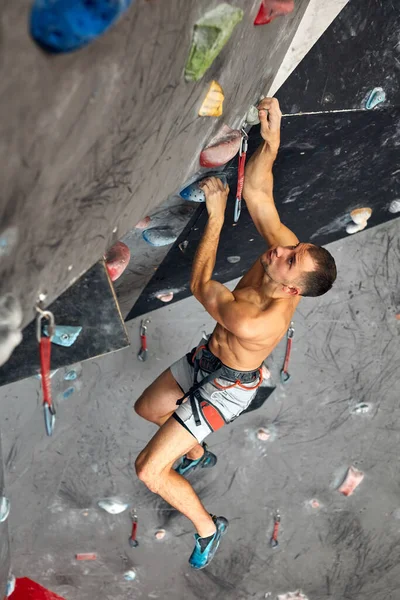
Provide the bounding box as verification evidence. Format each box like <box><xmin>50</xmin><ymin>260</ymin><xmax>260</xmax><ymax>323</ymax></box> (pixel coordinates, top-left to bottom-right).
<box><xmin>134</xmin><ymin>97</ymin><xmax>337</xmax><ymax>569</ymax></box>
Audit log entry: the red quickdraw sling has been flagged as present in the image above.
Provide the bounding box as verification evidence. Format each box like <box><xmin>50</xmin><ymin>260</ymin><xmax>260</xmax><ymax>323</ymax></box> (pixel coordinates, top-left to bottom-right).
<box><xmin>280</xmin><ymin>322</ymin><xmax>295</xmax><ymax>384</ymax></box>
<box><xmin>233</xmin><ymin>129</ymin><xmax>248</xmax><ymax>223</ymax></box>
<box><xmin>36</xmin><ymin>307</ymin><xmax>56</xmax><ymax>436</ymax></box>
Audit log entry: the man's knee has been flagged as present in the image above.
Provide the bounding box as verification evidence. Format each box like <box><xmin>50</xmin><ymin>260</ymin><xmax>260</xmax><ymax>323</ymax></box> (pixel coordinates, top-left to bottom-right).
<box><xmin>135</xmin><ymin>452</ymin><xmax>161</xmax><ymax>494</ymax></box>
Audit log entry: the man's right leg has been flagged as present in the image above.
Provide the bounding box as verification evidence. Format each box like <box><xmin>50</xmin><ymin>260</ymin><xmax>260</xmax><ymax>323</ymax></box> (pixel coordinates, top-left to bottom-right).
<box><xmin>134</xmin><ymin>368</ymin><xmax>205</xmax><ymax>460</ymax></box>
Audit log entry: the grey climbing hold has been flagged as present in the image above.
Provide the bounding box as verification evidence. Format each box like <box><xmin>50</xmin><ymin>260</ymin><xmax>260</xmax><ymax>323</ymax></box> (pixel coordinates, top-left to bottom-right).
<box><xmin>98</xmin><ymin>498</ymin><xmax>130</xmax><ymax>514</ymax></box>
<box><xmin>351</xmin><ymin>402</ymin><xmax>371</xmax><ymax>414</ymax></box>
<box><xmin>0</xmin><ymin>496</ymin><xmax>10</xmax><ymax>523</ymax></box>
<box><xmin>389</xmin><ymin>199</ymin><xmax>400</xmax><ymax>214</ymax></box>
<box><xmin>0</xmin><ymin>294</ymin><xmax>23</xmax><ymax>367</ymax></box>
<box><xmin>142</xmin><ymin>227</ymin><xmax>178</xmax><ymax>247</ymax></box>
<box><xmin>44</xmin><ymin>324</ymin><xmax>83</xmax><ymax>346</ymax></box>
<box><xmin>227</xmin><ymin>256</ymin><xmax>241</xmax><ymax>264</ymax></box>
<box><xmin>365</xmin><ymin>87</ymin><xmax>386</xmax><ymax>110</ymax></box>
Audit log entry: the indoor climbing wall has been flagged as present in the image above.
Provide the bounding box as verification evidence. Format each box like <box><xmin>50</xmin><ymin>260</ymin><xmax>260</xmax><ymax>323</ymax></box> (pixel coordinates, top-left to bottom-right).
<box><xmin>0</xmin><ymin>432</ymin><xmax>11</xmax><ymax>598</ymax></box>
<box><xmin>0</xmin><ymin>0</ymin><xmax>311</xmax><ymax>340</ymax></box>
<box><xmin>125</xmin><ymin>0</ymin><xmax>400</xmax><ymax>319</ymax></box>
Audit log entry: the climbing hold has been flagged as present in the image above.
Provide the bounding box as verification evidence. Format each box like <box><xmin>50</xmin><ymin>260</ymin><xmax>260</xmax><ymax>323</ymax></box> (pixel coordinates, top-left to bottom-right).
<box><xmin>124</xmin><ymin>569</ymin><xmax>137</xmax><ymax>581</ymax></box>
<box><xmin>76</xmin><ymin>553</ymin><xmax>97</xmax><ymax>561</ymax></box>
<box><xmin>0</xmin><ymin>294</ymin><xmax>23</xmax><ymax>367</ymax></box>
<box><xmin>351</xmin><ymin>402</ymin><xmax>371</xmax><ymax>414</ymax></box>
<box><xmin>309</xmin><ymin>499</ymin><xmax>320</xmax><ymax>509</ymax></box>
<box><xmin>200</xmin><ymin>125</ymin><xmax>241</xmax><ymax>167</ymax></box>
<box><xmin>227</xmin><ymin>256</ymin><xmax>241</xmax><ymax>264</ymax></box>
<box><xmin>155</xmin><ymin>528</ymin><xmax>166</xmax><ymax>540</ymax></box>
<box><xmin>185</xmin><ymin>4</ymin><xmax>243</xmax><ymax>82</ymax></box>
<box><xmin>199</xmin><ymin>81</ymin><xmax>225</xmax><ymax>117</ymax></box>
<box><xmin>245</xmin><ymin>95</ymin><xmax>266</xmax><ymax>126</ymax></box>
<box><xmin>389</xmin><ymin>199</ymin><xmax>400</xmax><ymax>213</ymax></box>
<box><xmin>105</xmin><ymin>241</ymin><xmax>130</xmax><ymax>282</ymax></box>
<box><xmin>98</xmin><ymin>498</ymin><xmax>130</xmax><ymax>514</ymax></box>
<box><xmin>135</xmin><ymin>216</ymin><xmax>151</xmax><ymax>229</ymax></box>
<box><xmin>62</xmin><ymin>386</ymin><xmax>75</xmax><ymax>400</ymax></box>
<box><xmin>0</xmin><ymin>496</ymin><xmax>10</xmax><ymax>523</ymax></box>
<box><xmin>346</xmin><ymin>221</ymin><xmax>367</xmax><ymax>234</ymax></box>
<box><xmin>338</xmin><ymin>466</ymin><xmax>364</xmax><ymax>496</ymax></box>
<box><xmin>350</xmin><ymin>207</ymin><xmax>372</xmax><ymax>225</ymax></box>
<box><xmin>180</xmin><ymin>174</ymin><xmax>227</xmax><ymax>203</ymax></box>
<box><xmin>364</xmin><ymin>87</ymin><xmax>386</xmax><ymax>110</ymax></box>
<box><xmin>0</xmin><ymin>226</ymin><xmax>18</xmax><ymax>257</ymax></box>
<box><xmin>64</xmin><ymin>369</ymin><xmax>78</xmax><ymax>381</ymax></box>
<box><xmin>156</xmin><ymin>291</ymin><xmax>174</xmax><ymax>303</ymax></box>
<box><xmin>44</xmin><ymin>325</ymin><xmax>83</xmax><ymax>347</ymax></box>
<box><xmin>277</xmin><ymin>592</ymin><xmax>309</xmax><ymax>600</ymax></box>
<box><xmin>257</xmin><ymin>427</ymin><xmax>271</xmax><ymax>441</ymax></box>
<box><xmin>254</xmin><ymin>0</ymin><xmax>294</xmax><ymax>26</ymax></box>
<box><xmin>30</xmin><ymin>0</ymin><xmax>135</xmax><ymax>53</ymax></box>
<box><xmin>142</xmin><ymin>227</ymin><xmax>177</xmax><ymax>247</ymax></box>
<box><xmin>5</xmin><ymin>573</ymin><xmax>16</xmax><ymax>597</ymax></box>
<box><xmin>179</xmin><ymin>240</ymin><xmax>189</xmax><ymax>252</ymax></box>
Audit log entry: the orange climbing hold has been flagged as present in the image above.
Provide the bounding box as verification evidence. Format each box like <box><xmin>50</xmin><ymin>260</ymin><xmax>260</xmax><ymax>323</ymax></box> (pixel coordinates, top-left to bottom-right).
<box><xmin>198</xmin><ymin>81</ymin><xmax>225</xmax><ymax>117</ymax></box>
<box><xmin>254</xmin><ymin>0</ymin><xmax>294</xmax><ymax>25</ymax></box>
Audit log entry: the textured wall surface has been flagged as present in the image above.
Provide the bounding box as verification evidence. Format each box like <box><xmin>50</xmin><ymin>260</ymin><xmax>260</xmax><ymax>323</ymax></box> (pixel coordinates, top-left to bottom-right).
<box><xmin>0</xmin><ymin>219</ymin><xmax>399</xmax><ymax>599</ymax></box>
<box><xmin>0</xmin><ymin>0</ymin><xmax>311</xmax><ymax>329</ymax></box>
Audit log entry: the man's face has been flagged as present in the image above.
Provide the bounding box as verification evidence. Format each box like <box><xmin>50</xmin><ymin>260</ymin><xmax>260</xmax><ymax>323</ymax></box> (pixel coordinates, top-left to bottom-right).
<box><xmin>260</xmin><ymin>242</ymin><xmax>316</xmax><ymax>293</ymax></box>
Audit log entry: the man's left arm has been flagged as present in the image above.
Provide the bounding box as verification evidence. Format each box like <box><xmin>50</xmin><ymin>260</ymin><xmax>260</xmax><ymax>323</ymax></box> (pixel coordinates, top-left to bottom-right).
<box><xmin>190</xmin><ymin>178</ymin><xmax>259</xmax><ymax>338</ymax></box>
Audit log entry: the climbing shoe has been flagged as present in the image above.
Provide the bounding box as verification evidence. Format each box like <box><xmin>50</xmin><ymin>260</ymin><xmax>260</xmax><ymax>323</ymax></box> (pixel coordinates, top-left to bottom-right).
<box><xmin>189</xmin><ymin>515</ymin><xmax>229</xmax><ymax>570</ymax></box>
<box><xmin>175</xmin><ymin>443</ymin><xmax>217</xmax><ymax>476</ymax></box>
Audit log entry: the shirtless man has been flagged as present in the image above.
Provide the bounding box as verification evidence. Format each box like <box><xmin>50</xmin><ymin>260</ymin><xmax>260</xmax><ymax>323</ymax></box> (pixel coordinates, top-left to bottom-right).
<box><xmin>134</xmin><ymin>98</ymin><xmax>337</xmax><ymax>569</ymax></box>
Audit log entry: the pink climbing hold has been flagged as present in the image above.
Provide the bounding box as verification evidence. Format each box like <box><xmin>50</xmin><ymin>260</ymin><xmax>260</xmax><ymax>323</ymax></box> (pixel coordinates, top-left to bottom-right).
<box><xmin>254</xmin><ymin>0</ymin><xmax>294</xmax><ymax>26</ymax></box>
<box><xmin>200</xmin><ymin>125</ymin><xmax>241</xmax><ymax>168</ymax></box>
<box><xmin>135</xmin><ymin>216</ymin><xmax>151</xmax><ymax>229</ymax></box>
<box><xmin>105</xmin><ymin>241</ymin><xmax>130</xmax><ymax>282</ymax></box>
<box><xmin>338</xmin><ymin>466</ymin><xmax>364</xmax><ymax>496</ymax></box>
<box><xmin>156</xmin><ymin>292</ymin><xmax>174</xmax><ymax>303</ymax></box>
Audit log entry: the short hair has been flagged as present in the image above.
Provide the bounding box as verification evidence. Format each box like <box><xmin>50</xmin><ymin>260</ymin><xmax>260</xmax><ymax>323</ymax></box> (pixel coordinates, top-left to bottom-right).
<box><xmin>300</xmin><ymin>245</ymin><xmax>337</xmax><ymax>297</ymax></box>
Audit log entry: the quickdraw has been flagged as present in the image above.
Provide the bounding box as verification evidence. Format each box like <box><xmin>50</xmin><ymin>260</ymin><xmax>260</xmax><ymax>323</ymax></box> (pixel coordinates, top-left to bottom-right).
<box><xmin>138</xmin><ymin>318</ymin><xmax>150</xmax><ymax>362</ymax></box>
<box><xmin>280</xmin><ymin>322</ymin><xmax>294</xmax><ymax>384</ymax></box>
<box><xmin>129</xmin><ymin>508</ymin><xmax>139</xmax><ymax>548</ymax></box>
<box><xmin>36</xmin><ymin>306</ymin><xmax>56</xmax><ymax>436</ymax></box>
<box><xmin>233</xmin><ymin>128</ymin><xmax>248</xmax><ymax>223</ymax></box>
<box><xmin>270</xmin><ymin>512</ymin><xmax>281</xmax><ymax>548</ymax></box>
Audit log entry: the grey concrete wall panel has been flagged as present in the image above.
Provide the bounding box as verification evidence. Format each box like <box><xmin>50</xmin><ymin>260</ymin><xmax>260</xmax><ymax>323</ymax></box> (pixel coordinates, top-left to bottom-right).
<box><xmin>127</xmin><ymin>108</ymin><xmax>400</xmax><ymax>319</ymax></box>
<box><xmin>0</xmin><ymin>220</ymin><xmax>399</xmax><ymax>599</ymax></box>
<box><xmin>276</xmin><ymin>0</ymin><xmax>400</xmax><ymax>114</ymax></box>
<box><xmin>0</xmin><ymin>262</ymin><xmax>129</xmax><ymax>387</ymax></box>
<box><xmin>0</xmin><ymin>0</ymin><xmax>311</xmax><ymax>329</ymax></box>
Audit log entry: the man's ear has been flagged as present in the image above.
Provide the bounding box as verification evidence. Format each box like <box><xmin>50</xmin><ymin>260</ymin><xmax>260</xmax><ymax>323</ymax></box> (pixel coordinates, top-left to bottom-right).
<box><xmin>281</xmin><ymin>285</ymin><xmax>300</xmax><ymax>297</ymax></box>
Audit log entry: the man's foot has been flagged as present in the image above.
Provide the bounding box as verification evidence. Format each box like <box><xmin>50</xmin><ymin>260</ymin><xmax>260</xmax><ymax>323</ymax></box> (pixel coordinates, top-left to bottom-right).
<box><xmin>189</xmin><ymin>515</ymin><xmax>229</xmax><ymax>570</ymax></box>
<box><xmin>175</xmin><ymin>443</ymin><xmax>217</xmax><ymax>476</ymax></box>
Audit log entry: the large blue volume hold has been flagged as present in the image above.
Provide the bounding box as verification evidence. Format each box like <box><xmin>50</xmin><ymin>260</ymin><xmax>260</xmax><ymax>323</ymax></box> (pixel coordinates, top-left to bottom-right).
<box><xmin>30</xmin><ymin>0</ymin><xmax>134</xmax><ymax>53</ymax></box>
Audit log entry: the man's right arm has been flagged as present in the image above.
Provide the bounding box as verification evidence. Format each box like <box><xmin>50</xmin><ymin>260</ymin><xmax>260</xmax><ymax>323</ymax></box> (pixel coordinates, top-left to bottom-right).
<box><xmin>242</xmin><ymin>98</ymin><xmax>299</xmax><ymax>247</ymax></box>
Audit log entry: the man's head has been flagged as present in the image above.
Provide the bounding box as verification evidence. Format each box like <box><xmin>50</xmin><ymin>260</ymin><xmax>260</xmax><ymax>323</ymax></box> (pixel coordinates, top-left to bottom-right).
<box><xmin>260</xmin><ymin>242</ymin><xmax>337</xmax><ymax>298</ymax></box>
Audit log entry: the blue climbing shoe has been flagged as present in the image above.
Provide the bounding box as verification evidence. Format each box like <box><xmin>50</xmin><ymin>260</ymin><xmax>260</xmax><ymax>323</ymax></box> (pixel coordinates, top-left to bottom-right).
<box><xmin>189</xmin><ymin>515</ymin><xmax>229</xmax><ymax>570</ymax></box>
<box><xmin>175</xmin><ymin>443</ymin><xmax>217</xmax><ymax>476</ymax></box>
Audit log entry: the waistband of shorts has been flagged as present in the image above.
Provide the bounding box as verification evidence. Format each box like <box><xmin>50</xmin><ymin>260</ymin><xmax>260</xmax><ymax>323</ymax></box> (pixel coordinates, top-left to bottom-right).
<box><xmin>193</xmin><ymin>343</ymin><xmax>261</xmax><ymax>384</ymax></box>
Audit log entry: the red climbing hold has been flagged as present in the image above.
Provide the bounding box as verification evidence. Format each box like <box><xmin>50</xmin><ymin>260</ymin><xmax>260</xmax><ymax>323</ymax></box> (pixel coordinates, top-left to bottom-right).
<box><xmin>9</xmin><ymin>578</ymin><xmax>65</xmax><ymax>600</ymax></box>
<box><xmin>200</xmin><ymin>125</ymin><xmax>241</xmax><ymax>168</ymax></box>
<box><xmin>254</xmin><ymin>0</ymin><xmax>294</xmax><ymax>25</ymax></box>
<box><xmin>105</xmin><ymin>241</ymin><xmax>130</xmax><ymax>282</ymax></box>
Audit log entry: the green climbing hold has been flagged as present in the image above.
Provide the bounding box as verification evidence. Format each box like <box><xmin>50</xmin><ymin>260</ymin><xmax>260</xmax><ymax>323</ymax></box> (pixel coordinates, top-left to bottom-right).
<box><xmin>185</xmin><ymin>4</ymin><xmax>244</xmax><ymax>82</ymax></box>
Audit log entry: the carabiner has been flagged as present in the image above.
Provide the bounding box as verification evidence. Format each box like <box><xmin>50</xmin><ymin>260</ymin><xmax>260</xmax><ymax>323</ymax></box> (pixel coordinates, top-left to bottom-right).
<box><xmin>44</xmin><ymin>403</ymin><xmax>56</xmax><ymax>436</ymax></box>
<box><xmin>140</xmin><ymin>318</ymin><xmax>150</xmax><ymax>337</ymax></box>
<box><xmin>280</xmin><ymin>370</ymin><xmax>291</xmax><ymax>384</ymax></box>
<box><xmin>36</xmin><ymin>307</ymin><xmax>55</xmax><ymax>342</ymax></box>
<box><xmin>287</xmin><ymin>322</ymin><xmax>295</xmax><ymax>338</ymax></box>
<box><xmin>234</xmin><ymin>198</ymin><xmax>241</xmax><ymax>222</ymax></box>
<box><xmin>239</xmin><ymin>128</ymin><xmax>248</xmax><ymax>156</ymax></box>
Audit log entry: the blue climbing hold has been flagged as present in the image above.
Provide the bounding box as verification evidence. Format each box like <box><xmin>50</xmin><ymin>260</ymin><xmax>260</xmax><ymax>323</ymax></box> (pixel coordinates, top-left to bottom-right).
<box><xmin>365</xmin><ymin>87</ymin><xmax>386</xmax><ymax>110</ymax></box>
<box><xmin>30</xmin><ymin>0</ymin><xmax>134</xmax><ymax>53</ymax></box>
<box><xmin>63</xmin><ymin>386</ymin><xmax>75</xmax><ymax>399</ymax></box>
<box><xmin>44</xmin><ymin>324</ymin><xmax>83</xmax><ymax>347</ymax></box>
<box><xmin>142</xmin><ymin>227</ymin><xmax>178</xmax><ymax>247</ymax></box>
<box><xmin>64</xmin><ymin>369</ymin><xmax>78</xmax><ymax>381</ymax></box>
<box><xmin>180</xmin><ymin>174</ymin><xmax>227</xmax><ymax>203</ymax></box>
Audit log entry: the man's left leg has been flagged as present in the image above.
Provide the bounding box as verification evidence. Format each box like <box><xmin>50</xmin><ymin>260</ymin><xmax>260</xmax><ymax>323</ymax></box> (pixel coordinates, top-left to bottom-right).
<box><xmin>135</xmin><ymin>415</ymin><xmax>228</xmax><ymax>567</ymax></box>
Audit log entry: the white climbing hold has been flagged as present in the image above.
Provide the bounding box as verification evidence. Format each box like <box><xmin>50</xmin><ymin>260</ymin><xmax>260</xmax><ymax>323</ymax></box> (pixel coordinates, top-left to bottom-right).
<box><xmin>97</xmin><ymin>498</ymin><xmax>130</xmax><ymax>515</ymax></box>
<box><xmin>5</xmin><ymin>573</ymin><xmax>16</xmax><ymax>597</ymax></box>
<box><xmin>389</xmin><ymin>199</ymin><xmax>400</xmax><ymax>213</ymax></box>
<box><xmin>346</xmin><ymin>221</ymin><xmax>368</xmax><ymax>234</ymax></box>
<box><xmin>0</xmin><ymin>294</ymin><xmax>23</xmax><ymax>367</ymax></box>
<box><xmin>257</xmin><ymin>427</ymin><xmax>271</xmax><ymax>441</ymax></box>
<box><xmin>0</xmin><ymin>496</ymin><xmax>10</xmax><ymax>523</ymax></box>
<box><xmin>365</xmin><ymin>87</ymin><xmax>386</xmax><ymax>110</ymax></box>
<box><xmin>277</xmin><ymin>592</ymin><xmax>309</xmax><ymax>600</ymax></box>
<box><xmin>155</xmin><ymin>528</ymin><xmax>166</xmax><ymax>540</ymax></box>
<box><xmin>351</xmin><ymin>402</ymin><xmax>371</xmax><ymax>414</ymax></box>
<box><xmin>227</xmin><ymin>256</ymin><xmax>241</xmax><ymax>264</ymax></box>
<box><xmin>156</xmin><ymin>292</ymin><xmax>174</xmax><ymax>303</ymax></box>
<box><xmin>124</xmin><ymin>570</ymin><xmax>136</xmax><ymax>581</ymax></box>
<box><xmin>135</xmin><ymin>216</ymin><xmax>151</xmax><ymax>229</ymax></box>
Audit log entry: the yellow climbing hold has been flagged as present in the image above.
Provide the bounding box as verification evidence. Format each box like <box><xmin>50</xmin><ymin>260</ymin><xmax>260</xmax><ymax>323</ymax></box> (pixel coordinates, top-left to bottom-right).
<box><xmin>350</xmin><ymin>207</ymin><xmax>372</xmax><ymax>225</ymax></box>
<box><xmin>198</xmin><ymin>81</ymin><xmax>224</xmax><ymax>117</ymax></box>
